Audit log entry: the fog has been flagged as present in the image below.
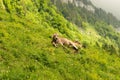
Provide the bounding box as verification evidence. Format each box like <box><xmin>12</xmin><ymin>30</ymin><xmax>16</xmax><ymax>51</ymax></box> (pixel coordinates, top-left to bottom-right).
<box><xmin>90</xmin><ymin>0</ymin><xmax>120</xmax><ymax>20</ymax></box>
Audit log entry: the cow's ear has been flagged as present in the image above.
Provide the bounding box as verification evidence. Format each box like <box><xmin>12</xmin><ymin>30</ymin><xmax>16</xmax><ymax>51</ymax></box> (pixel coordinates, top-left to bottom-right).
<box><xmin>56</xmin><ymin>33</ymin><xmax>59</xmax><ymax>36</ymax></box>
<box><xmin>55</xmin><ymin>33</ymin><xmax>59</xmax><ymax>36</ymax></box>
<box><xmin>52</xmin><ymin>33</ymin><xmax>59</xmax><ymax>38</ymax></box>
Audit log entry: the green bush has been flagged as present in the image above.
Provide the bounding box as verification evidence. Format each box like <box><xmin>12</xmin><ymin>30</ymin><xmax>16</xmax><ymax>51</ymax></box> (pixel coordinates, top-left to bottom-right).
<box><xmin>102</xmin><ymin>43</ymin><xmax>117</xmax><ymax>54</ymax></box>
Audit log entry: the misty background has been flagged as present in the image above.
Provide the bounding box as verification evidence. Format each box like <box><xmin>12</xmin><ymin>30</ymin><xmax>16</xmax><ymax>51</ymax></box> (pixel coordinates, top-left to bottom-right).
<box><xmin>90</xmin><ymin>0</ymin><xmax>120</xmax><ymax>20</ymax></box>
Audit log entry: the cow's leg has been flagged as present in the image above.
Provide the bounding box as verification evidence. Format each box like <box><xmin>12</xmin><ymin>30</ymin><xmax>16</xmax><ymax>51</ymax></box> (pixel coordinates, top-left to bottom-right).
<box><xmin>52</xmin><ymin>42</ymin><xmax>58</xmax><ymax>47</ymax></box>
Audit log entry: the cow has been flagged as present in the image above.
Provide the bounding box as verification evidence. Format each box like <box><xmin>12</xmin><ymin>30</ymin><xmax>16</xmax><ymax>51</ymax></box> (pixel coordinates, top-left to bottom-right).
<box><xmin>51</xmin><ymin>33</ymin><xmax>82</xmax><ymax>51</ymax></box>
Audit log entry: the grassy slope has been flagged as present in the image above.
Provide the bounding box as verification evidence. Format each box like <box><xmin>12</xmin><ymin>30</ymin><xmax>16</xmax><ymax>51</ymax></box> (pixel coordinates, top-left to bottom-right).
<box><xmin>0</xmin><ymin>0</ymin><xmax>120</xmax><ymax>80</ymax></box>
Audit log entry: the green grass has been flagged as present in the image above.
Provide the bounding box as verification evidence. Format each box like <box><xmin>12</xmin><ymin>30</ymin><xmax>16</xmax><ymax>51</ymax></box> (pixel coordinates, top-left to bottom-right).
<box><xmin>0</xmin><ymin>0</ymin><xmax>120</xmax><ymax>80</ymax></box>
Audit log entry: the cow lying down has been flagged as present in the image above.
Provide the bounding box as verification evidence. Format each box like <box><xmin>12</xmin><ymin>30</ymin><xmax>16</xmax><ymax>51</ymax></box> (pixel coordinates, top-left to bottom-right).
<box><xmin>51</xmin><ymin>33</ymin><xmax>82</xmax><ymax>51</ymax></box>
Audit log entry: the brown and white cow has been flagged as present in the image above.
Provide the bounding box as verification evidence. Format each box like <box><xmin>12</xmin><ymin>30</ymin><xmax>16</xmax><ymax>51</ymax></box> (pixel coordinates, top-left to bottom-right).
<box><xmin>51</xmin><ymin>33</ymin><xmax>82</xmax><ymax>51</ymax></box>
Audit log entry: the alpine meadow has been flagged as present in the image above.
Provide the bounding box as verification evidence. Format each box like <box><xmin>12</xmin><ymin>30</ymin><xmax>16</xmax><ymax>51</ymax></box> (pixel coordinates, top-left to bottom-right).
<box><xmin>0</xmin><ymin>0</ymin><xmax>120</xmax><ymax>80</ymax></box>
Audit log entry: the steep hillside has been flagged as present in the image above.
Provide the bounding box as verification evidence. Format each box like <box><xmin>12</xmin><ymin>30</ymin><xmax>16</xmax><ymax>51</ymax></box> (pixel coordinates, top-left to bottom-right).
<box><xmin>51</xmin><ymin>0</ymin><xmax>120</xmax><ymax>54</ymax></box>
<box><xmin>0</xmin><ymin>0</ymin><xmax>120</xmax><ymax>80</ymax></box>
